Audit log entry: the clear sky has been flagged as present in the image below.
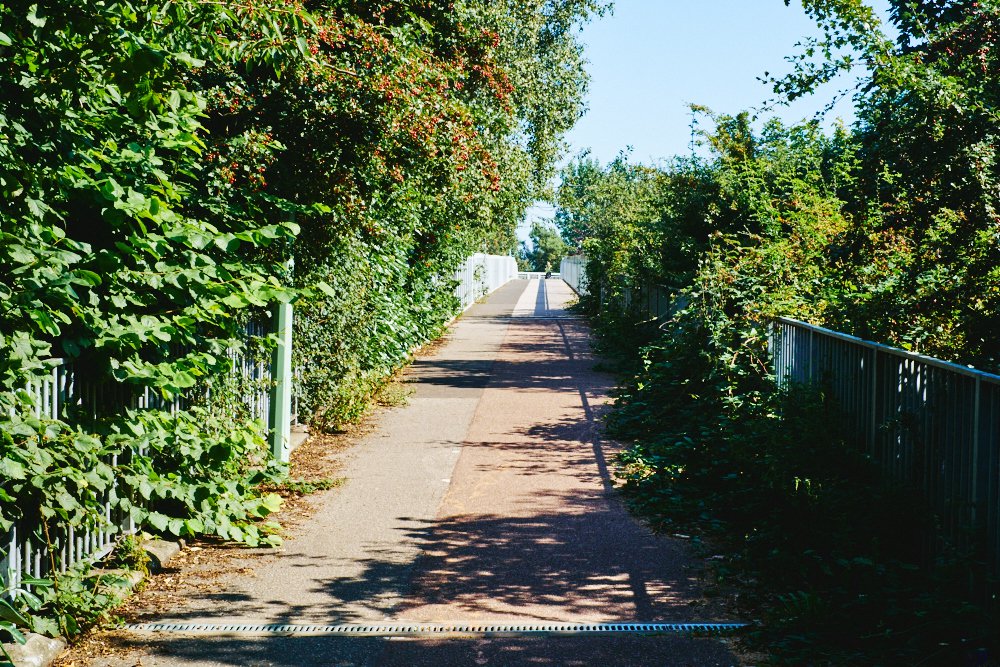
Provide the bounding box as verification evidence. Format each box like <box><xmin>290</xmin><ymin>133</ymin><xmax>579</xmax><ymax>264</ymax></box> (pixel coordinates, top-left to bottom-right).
<box><xmin>520</xmin><ymin>0</ymin><xmax>892</xmax><ymax>238</ymax></box>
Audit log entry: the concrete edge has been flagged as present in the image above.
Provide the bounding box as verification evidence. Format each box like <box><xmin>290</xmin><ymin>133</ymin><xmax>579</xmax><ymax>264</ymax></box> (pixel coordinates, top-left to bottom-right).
<box><xmin>141</xmin><ymin>538</ymin><xmax>183</xmax><ymax>573</ymax></box>
<box><xmin>1</xmin><ymin>538</ymin><xmax>184</xmax><ymax>667</ymax></box>
<box><xmin>2</xmin><ymin>632</ymin><xmax>66</xmax><ymax>667</ymax></box>
<box><xmin>289</xmin><ymin>424</ymin><xmax>309</xmax><ymax>454</ymax></box>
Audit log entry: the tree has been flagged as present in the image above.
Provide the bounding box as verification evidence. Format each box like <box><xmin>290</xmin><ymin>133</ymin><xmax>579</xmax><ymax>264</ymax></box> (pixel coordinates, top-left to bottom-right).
<box><xmin>519</xmin><ymin>221</ymin><xmax>569</xmax><ymax>272</ymax></box>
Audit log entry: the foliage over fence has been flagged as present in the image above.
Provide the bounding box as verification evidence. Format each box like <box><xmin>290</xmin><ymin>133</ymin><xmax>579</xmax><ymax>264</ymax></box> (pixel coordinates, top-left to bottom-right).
<box><xmin>0</xmin><ymin>0</ymin><xmax>600</xmax><ymax>641</ymax></box>
<box><xmin>557</xmin><ymin>1</ymin><xmax>1000</xmax><ymax>662</ymax></box>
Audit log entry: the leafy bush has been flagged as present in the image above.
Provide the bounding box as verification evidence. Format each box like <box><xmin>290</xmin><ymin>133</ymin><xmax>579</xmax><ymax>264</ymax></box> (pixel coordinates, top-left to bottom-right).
<box><xmin>559</xmin><ymin>3</ymin><xmax>1000</xmax><ymax>659</ymax></box>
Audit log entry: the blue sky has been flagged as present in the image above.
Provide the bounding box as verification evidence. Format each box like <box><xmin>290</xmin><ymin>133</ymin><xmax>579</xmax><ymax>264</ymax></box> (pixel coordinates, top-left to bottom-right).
<box><xmin>520</xmin><ymin>0</ymin><xmax>891</xmax><ymax>239</ymax></box>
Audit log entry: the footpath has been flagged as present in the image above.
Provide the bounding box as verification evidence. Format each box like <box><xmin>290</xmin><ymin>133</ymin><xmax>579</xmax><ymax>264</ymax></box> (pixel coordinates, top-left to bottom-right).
<box><xmin>81</xmin><ymin>279</ymin><xmax>743</xmax><ymax>666</ymax></box>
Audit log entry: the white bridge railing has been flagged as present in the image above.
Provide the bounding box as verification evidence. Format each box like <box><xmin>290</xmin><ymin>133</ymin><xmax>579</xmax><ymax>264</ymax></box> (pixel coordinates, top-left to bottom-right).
<box><xmin>454</xmin><ymin>253</ymin><xmax>518</xmax><ymax>311</ymax></box>
<box><xmin>559</xmin><ymin>255</ymin><xmax>588</xmax><ymax>295</ymax></box>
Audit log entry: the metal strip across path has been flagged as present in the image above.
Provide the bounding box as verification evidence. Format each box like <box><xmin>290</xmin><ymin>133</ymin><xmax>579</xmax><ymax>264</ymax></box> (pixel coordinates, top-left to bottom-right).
<box><xmin>93</xmin><ymin>279</ymin><xmax>745</xmax><ymax>666</ymax></box>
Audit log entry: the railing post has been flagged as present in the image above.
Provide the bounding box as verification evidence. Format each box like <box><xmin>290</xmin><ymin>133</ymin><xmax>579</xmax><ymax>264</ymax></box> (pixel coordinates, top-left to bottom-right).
<box><xmin>870</xmin><ymin>348</ymin><xmax>879</xmax><ymax>458</ymax></box>
<box><xmin>971</xmin><ymin>376</ymin><xmax>982</xmax><ymax>524</ymax></box>
<box><xmin>807</xmin><ymin>328</ymin><xmax>815</xmax><ymax>382</ymax></box>
<box><xmin>269</xmin><ymin>297</ymin><xmax>294</xmax><ymax>463</ymax></box>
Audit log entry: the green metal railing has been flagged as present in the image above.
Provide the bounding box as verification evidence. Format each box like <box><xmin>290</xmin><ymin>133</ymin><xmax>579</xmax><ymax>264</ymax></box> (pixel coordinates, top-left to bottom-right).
<box><xmin>771</xmin><ymin>317</ymin><xmax>1000</xmax><ymax>602</ymax></box>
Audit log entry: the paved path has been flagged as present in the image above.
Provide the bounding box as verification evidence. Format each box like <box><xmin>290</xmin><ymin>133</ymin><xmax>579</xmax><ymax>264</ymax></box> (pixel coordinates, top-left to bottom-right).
<box><xmin>96</xmin><ymin>280</ymin><xmax>741</xmax><ymax>666</ymax></box>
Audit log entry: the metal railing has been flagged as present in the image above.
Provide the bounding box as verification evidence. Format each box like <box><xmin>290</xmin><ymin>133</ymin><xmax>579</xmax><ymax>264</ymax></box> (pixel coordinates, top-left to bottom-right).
<box><xmin>559</xmin><ymin>255</ymin><xmax>588</xmax><ymax>295</ymax></box>
<box><xmin>771</xmin><ymin>317</ymin><xmax>1000</xmax><ymax>596</ymax></box>
<box><xmin>2</xmin><ymin>321</ymin><xmax>277</xmax><ymax>594</ymax></box>
<box><xmin>454</xmin><ymin>253</ymin><xmax>518</xmax><ymax>311</ymax></box>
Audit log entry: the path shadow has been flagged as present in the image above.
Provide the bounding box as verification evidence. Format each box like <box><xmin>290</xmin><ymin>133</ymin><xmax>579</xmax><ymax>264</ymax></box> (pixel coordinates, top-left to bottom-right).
<box><xmin>408</xmin><ymin>319</ymin><xmax>607</xmax><ymax>393</ymax></box>
<box><xmin>103</xmin><ymin>633</ymin><xmax>741</xmax><ymax>666</ymax></box>
<box><xmin>388</xmin><ymin>498</ymin><xmax>712</xmax><ymax>621</ymax></box>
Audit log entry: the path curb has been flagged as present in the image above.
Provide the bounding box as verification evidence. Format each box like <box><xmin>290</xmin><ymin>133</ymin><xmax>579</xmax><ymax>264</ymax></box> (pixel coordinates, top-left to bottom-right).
<box><xmin>143</xmin><ymin>538</ymin><xmax>182</xmax><ymax>572</ymax></box>
<box><xmin>2</xmin><ymin>633</ymin><xmax>65</xmax><ymax>667</ymax></box>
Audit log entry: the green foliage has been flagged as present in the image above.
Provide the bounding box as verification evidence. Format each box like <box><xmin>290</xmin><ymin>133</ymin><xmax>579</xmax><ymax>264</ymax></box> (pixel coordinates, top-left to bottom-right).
<box><xmin>104</xmin><ymin>534</ymin><xmax>151</xmax><ymax>577</ymax></box>
<box><xmin>518</xmin><ymin>221</ymin><xmax>569</xmax><ymax>272</ymax></box>
<box><xmin>279</xmin><ymin>477</ymin><xmax>347</xmax><ymax>496</ymax></box>
<box><xmin>1</xmin><ymin>0</ymin><xmax>599</xmax><ymax>641</ymax></box>
<box><xmin>775</xmin><ymin>0</ymin><xmax>1000</xmax><ymax>363</ymax></box>
<box><xmin>30</xmin><ymin>562</ymin><xmax>138</xmax><ymax>639</ymax></box>
<box><xmin>606</xmin><ymin>284</ymin><xmax>991</xmax><ymax>663</ymax></box>
<box><xmin>561</xmin><ymin>4</ymin><xmax>1000</xmax><ymax>659</ymax></box>
<box><xmin>252</xmin><ymin>0</ymin><xmax>605</xmax><ymax>428</ymax></box>
<box><xmin>0</xmin><ymin>574</ymin><xmax>50</xmax><ymax>655</ymax></box>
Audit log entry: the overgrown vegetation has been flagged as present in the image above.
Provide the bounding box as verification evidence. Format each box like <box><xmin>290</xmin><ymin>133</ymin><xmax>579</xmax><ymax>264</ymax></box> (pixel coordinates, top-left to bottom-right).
<box><xmin>0</xmin><ymin>0</ymin><xmax>601</xmax><ymax>643</ymax></box>
<box><xmin>558</xmin><ymin>0</ymin><xmax>999</xmax><ymax>662</ymax></box>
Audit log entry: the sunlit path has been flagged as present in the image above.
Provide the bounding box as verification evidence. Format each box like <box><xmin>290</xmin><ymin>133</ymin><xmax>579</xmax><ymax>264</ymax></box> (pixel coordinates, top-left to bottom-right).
<box><xmin>88</xmin><ymin>279</ymin><xmax>743</xmax><ymax>666</ymax></box>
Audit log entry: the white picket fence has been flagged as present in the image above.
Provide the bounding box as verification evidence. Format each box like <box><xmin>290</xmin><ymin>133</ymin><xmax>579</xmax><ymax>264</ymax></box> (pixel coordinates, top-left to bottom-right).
<box><xmin>1</xmin><ymin>327</ymin><xmax>274</xmax><ymax>595</ymax></box>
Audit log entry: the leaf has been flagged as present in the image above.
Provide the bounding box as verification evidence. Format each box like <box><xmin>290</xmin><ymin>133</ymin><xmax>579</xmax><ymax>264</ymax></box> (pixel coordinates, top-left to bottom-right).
<box><xmin>26</xmin><ymin>5</ymin><xmax>46</xmax><ymax>27</ymax></box>
<box><xmin>17</xmin><ymin>575</ymin><xmax>52</xmax><ymax>588</ymax></box>
<box><xmin>147</xmin><ymin>512</ymin><xmax>169</xmax><ymax>532</ymax></box>
<box><xmin>174</xmin><ymin>52</ymin><xmax>206</xmax><ymax>68</ymax></box>
<box><xmin>214</xmin><ymin>235</ymin><xmax>241</xmax><ymax>252</ymax></box>
<box><xmin>316</xmin><ymin>281</ymin><xmax>337</xmax><ymax>299</ymax></box>
<box><xmin>259</xmin><ymin>493</ymin><xmax>282</xmax><ymax>514</ymax></box>
<box><xmin>8</xmin><ymin>245</ymin><xmax>36</xmax><ymax>265</ymax></box>
<box><xmin>17</xmin><ymin>590</ymin><xmax>42</xmax><ymax>612</ymax></box>
<box><xmin>0</xmin><ymin>458</ymin><xmax>27</xmax><ymax>481</ymax></box>
<box><xmin>0</xmin><ymin>599</ymin><xmax>29</xmax><ymax>628</ymax></box>
<box><xmin>0</xmin><ymin>620</ymin><xmax>26</xmax><ymax>645</ymax></box>
<box><xmin>0</xmin><ymin>31</ymin><xmax>11</xmax><ymax>46</ymax></box>
<box><xmin>130</xmin><ymin>505</ymin><xmax>147</xmax><ymax>525</ymax></box>
<box><xmin>167</xmin><ymin>518</ymin><xmax>185</xmax><ymax>536</ymax></box>
<box><xmin>28</xmin><ymin>614</ymin><xmax>60</xmax><ymax>637</ymax></box>
<box><xmin>74</xmin><ymin>270</ymin><xmax>103</xmax><ymax>286</ymax></box>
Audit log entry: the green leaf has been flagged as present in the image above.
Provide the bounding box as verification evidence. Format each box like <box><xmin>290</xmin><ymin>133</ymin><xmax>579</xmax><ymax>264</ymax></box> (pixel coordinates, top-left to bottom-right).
<box><xmin>0</xmin><ymin>599</ymin><xmax>29</xmax><ymax>628</ymax></box>
<box><xmin>74</xmin><ymin>270</ymin><xmax>103</xmax><ymax>286</ymax></box>
<box><xmin>147</xmin><ymin>512</ymin><xmax>169</xmax><ymax>532</ymax></box>
<box><xmin>17</xmin><ymin>591</ymin><xmax>42</xmax><ymax>612</ymax></box>
<box><xmin>0</xmin><ymin>458</ymin><xmax>27</xmax><ymax>481</ymax></box>
<box><xmin>26</xmin><ymin>5</ymin><xmax>46</xmax><ymax>27</ymax></box>
<box><xmin>0</xmin><ymin>620</ymin><xmax>26</xmax><ymax>646</ymax></box>
<box><xmin>259</xmin><ymin>493</ymin><xmax>282</xmax><ymax>514</ymax></box>
<box><xmin>0</xmin><ymin>31</ymin><xmax>12</xmax><ymax>46</ymax></box>
<box><xmin>316</xmin><ymin>281</ymin><xmax>337</xmax><ymax>299</ymax></box>
<box><xmin>29</xmin><ymin>614</ymin><xmax>60</xmax><ymax>637</ymax></box>
<box><xmin>8</xmin><ymin>245</ymin><xmax>36</xmax><ymax>265</ymax></box>
<box><xmin>174</xmin><ymin>52</ymin><xmax>206</xmax><ymax>68</ymax></box>
<box><xmin>17</xmin><ymin>575</ymin><xmax>52</xmax><ymax>588</ymax></box>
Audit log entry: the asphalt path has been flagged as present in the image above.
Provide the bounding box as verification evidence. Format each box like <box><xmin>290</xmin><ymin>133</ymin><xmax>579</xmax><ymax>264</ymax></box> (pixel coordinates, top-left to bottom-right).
<box><xmin>96</xmin><ymin>279</ymin><xmax>743</xmax><ymax>666</ymax></box>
